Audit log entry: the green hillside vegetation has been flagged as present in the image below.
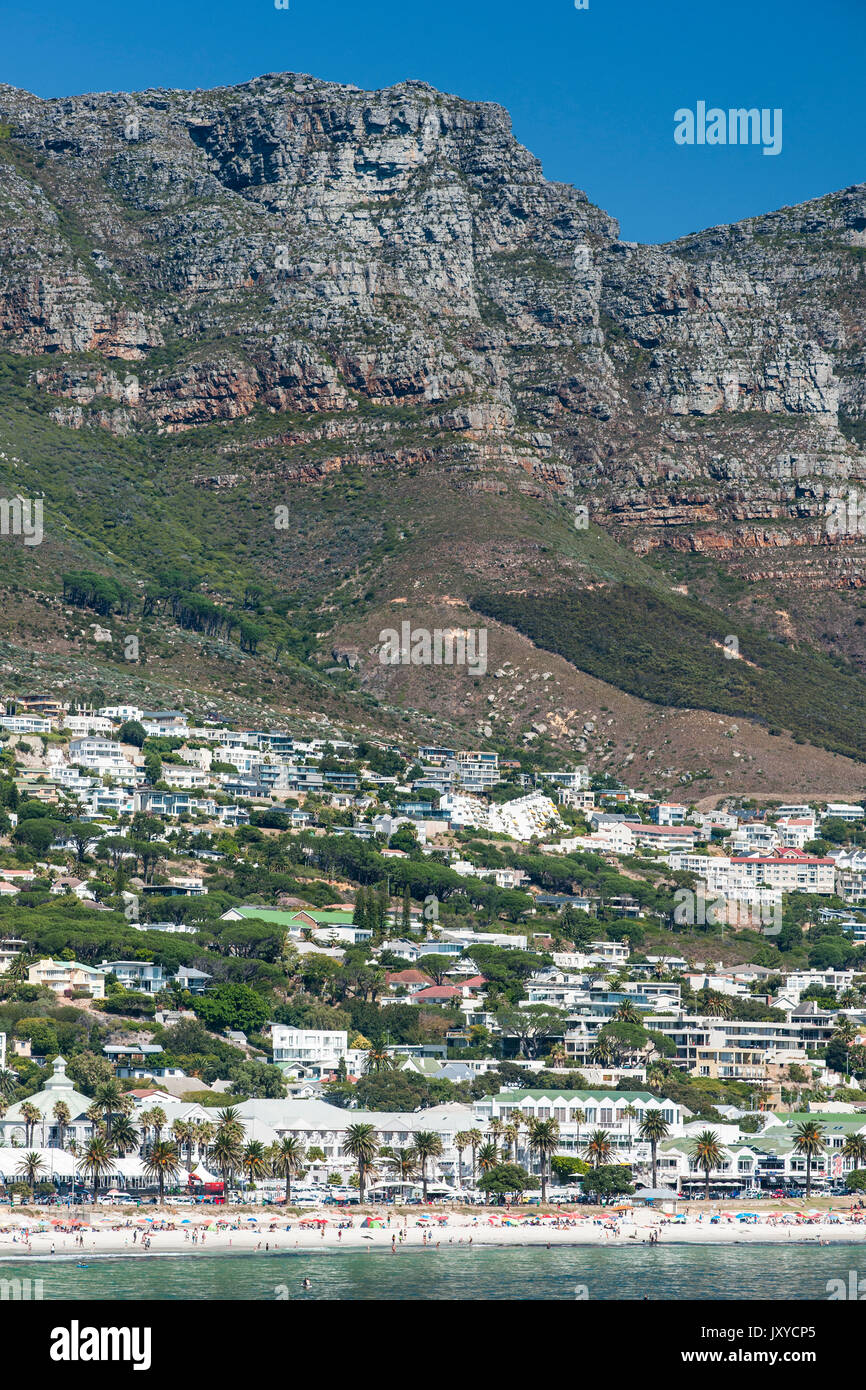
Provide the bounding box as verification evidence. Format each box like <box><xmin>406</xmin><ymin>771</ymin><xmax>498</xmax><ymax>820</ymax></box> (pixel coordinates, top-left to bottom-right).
<box><xmin>471</xmin><ymin>583</ymin><xmax>866</xmax><ymax>761</ymax></box>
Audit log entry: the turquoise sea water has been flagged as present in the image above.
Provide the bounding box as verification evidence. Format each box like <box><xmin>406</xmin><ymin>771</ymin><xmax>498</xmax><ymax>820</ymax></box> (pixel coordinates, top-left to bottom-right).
<box><xmin>0</xmin><ymin>1243</ymin><xmax>861</xmax><ymax>1300</ymax></box>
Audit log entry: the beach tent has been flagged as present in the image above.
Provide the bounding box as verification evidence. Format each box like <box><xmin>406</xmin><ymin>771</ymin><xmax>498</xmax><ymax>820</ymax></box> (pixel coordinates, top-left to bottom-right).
<box><xmin>361</xmin><ymin>1217</ymin><xmax>384</xmax><ymax>1228</ymax></box>
<box><xmin>188</xmin><ymin>1164</ymin><xmax>219</xmax><ymax>1184</ymax></box>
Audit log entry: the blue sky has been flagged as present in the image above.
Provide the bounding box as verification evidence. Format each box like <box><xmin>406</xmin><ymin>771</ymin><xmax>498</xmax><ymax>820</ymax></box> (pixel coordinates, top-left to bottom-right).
<box><xmin>2</xmin><ymin>0</ymin><xmax>863</xmax><ymax>242</ymax></box>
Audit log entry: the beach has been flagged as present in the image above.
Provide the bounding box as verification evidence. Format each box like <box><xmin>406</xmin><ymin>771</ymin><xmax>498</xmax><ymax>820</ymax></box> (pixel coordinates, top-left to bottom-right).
<box><xmin>4</xmin><ymin>1201</ymin><xmax>866</xmax><ymax>1259</ymax></box>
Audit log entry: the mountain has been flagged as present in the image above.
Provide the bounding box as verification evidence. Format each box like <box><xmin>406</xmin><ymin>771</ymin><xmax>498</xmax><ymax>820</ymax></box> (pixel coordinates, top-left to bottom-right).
<box><xmin>0</xmin><ymin>73</ymin><xmax>864</xmax><ymax>794</ymax></box>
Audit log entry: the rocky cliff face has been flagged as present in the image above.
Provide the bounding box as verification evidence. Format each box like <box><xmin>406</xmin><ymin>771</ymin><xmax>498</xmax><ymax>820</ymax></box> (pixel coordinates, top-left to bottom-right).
<box><xmin>0</xmin><ymin>71</ymin><xmax>864</xmax><ymax>588</ymax></box>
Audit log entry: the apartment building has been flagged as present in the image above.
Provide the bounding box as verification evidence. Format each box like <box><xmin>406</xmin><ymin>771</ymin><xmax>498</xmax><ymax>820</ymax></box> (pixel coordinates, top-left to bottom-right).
<box><xmin>270</xmin><ymin>1026</ymin><xmax>351</xmax><ymax>1072</ymax></box>
<box><xmin>28</xmin><ymin>958</ymin><xmax>106</xmax><ymax>999</ymax></box>
<box><xmin>833</xmin><ymin>849</ymin><xmax>866</xmax><ymax>904</ymax></box>
<box><xmin>98</xmin><ymin>961</ymin><xmax>170</xmax><ymax>993</ymax></box>
<box><xmin>729</xmin><ymin>848</ymin><xmax>835</xmax><ymax>894</ymax></box>
<box><xmin>0</xmin><ymin>715</ymin><xmax>52</xmax><ymax>734</ymax></box>
<box><xmin>644</xmin><ymin>1010</ymin><xmax>836</xmax><ymax>1068</ymax></box>
<box><xmin>776</xmin><ymin>816</ymin><xmax>817</xmax><ymax>849</ymax></box>
<box><xmin>69</xmin><ymin>737</ymin><xmax>133</xmax><ymax>776</ymax></box>
<box><xmin>447</xmin><ymin>750</ymin><xmax>501</xmax><ymax>792</ymax></box>
<box><xmin>624</xmin><ymin>822</ymin><xmax>698</xmax><ymax>852</ymax></box>
<box><xmin>651</xmin><ymin>803</ymin><xmax>687</xmax><ymax>826</ymax></box>
<box><xmin>547</xmin><ymin>768</ymin><xmax>590</xmax><ymax>792</ymax></box>
<box><xmin>824</xmin><ymin>803</ymin><xmax>865</xmax><ymax>823</ymax></box>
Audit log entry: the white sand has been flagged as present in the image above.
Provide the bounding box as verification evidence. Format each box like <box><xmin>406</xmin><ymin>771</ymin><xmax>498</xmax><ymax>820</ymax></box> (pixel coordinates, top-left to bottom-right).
<box><xmin>2</xmin><ymin>1205</ymin><xmax>866</xmax><ymax>1258</ymax></box>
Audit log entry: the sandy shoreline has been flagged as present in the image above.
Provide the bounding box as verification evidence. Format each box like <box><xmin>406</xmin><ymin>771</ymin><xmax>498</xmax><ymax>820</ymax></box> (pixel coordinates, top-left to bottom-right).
<box><xmin>3</xmin><ymin>1207</ymin><xmax>866</xmax><ymax>1258</ymax></box>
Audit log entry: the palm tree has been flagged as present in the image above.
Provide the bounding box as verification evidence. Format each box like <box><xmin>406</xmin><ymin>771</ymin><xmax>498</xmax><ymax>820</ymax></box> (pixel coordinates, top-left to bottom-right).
<box><xmin>832</xmin><ymin>1018</ymin><xmax>857</xmax><ymax>1077</ymax></box>
<box><xmin>270</xmin><ymin>1135</ymin><xmax>307</xmax><ymax>1204</ymax></box>
<box><xmin>639</xmin><ymin>1109</ymin><xmax>670</xmax><ymax>1189</ymax></box>
<box><xmin>584</xmin><ymin>1128</ymin><xmax>613</xmax><ymax>1171</ymax></box>
<box><xmin>614</xmin><ymin>1001</ymin><xmax>640</xmax><ymax>1024</ymax></box>
<box><xmin>487</xmin><ymin>1118</ymin><xmax>504</xmax><ymax>1151</ymax></box>
<box><xmin>94</xmin><ymin>1080</ymin><xmax>126</xmax><ymax>1142</ymax></box>
<box><xmin>194</xmin><ymin>1119</ymin><xmax>215</xmax><ymax>1165</ymax></box>
<box><xmin>502</xmin><ymin>1121</ymin><xmax>520</xmax><ymax>1164</ymax></box>
<box><xmin>692</xmin><ymin>1130</ymin><xmax>723</xmax><ymax>1201</ymax></box>
<box><xmin>172</xmin><ymin>1119</ymin><xmax>195</xmax><ymax>1171</ymax></box>
<box><xmin>386</xmin><ymin>1146</ymin><xmax>418</xmax><ymax>1185</ymax></box>
<box><xmin>571</xmin><ymin>1108</ymin><xmax>586</xmax><ymax>1157</ymax></box>
<box><xmin>623</xmin><ymin>1104</ymin><xmax>638</xmax><ymax>1145</ymax></box>
<box><xmin>20</xmin><ymin>1102</ymin><xmax>40</xmax><ymax>1149</ymax></box>
<box><xmin>212</xmin><ymin>1109</ymin><xmax>244</xmax><ymax>1195</ymax></box>
<box><xmin>646</xmin><ymin>1063</ymin><xmax>668</xmax><ymax>1093</ymax></box>
<box><xmin>242</xmin><ymin>1140</ymin><xmax>269</xmax><ymax>1191</ymax></box>
<box><xmin>476</xmin><ymin>1142</ymin><xmax>499</xmax><ymax>1178</ymax></box>
<box><xmin>413</xmin><ymin>1131</ymin><xmax>444</xmax><ymax>1201</ymax></box>
<box><xmin>591</xmin><ymin>1035</ymin><xmax>619</xmax><ymax>1065</ymax></box>
<box><xmin>833</xmin><ymin>1016</ymin><xmax>857</xmax><ymax>1045</ymax></box>
<box><xmin>52</xmin><ymin>1101</ymin><xmax>71</xmax><ymax>1150</ymax></box>
<box><xmin>140</xmin><ymin>1106</ymin><xmax>167</xmax><ymax>1147</ymax></box>
<box><xmin>467</xmin><ymin>1128</ymin><xmax>483</xmax><ymax>1187</ymax></box>
<box><xmin>364</xmin><ymin>1047</ymin><xmax>394</xmax><ymax>1074</ymax></box>
<box><xmin>4</xmin><ymin>953</ymin><xmax>28</xmax><ymax>987</ymax></box>
<box><xmin>528</xmin><ymin>1118</ymin><xmax>560</xmax><ymax>1202</ymax></box>
<box><xmin>843</xmin><ymin>1134</ymin><xmax>866</xmax><ymax>1175</ymax></box>
<box><xmin>143</xmin><ymin>1140</ymin><xmax>182</xmax><ymax>1205</ymax></box>
<box><xmin>110</xmin><ymin>1115</ymin><xmax>139</xmax><ymax>1157</ymax></box>
<box><xmin>17</xmin><ymin>1151</ymin><xmax>46</xmax><ymax>1202</ymax></box>
<box><xmin>511</xmin><ymin>1113</ymin><xmax>527</xmax><ymax>1164</ymax></box>
<box><xmin>0</xmin><ymin>1068</ymin><xmax>18</xmax><ymax>1099</ymax></box>
<box><xmin>341</xmin><ymin>1123</ymin><xmax>379</xmax><ymax>1203</ymax></box>
<box><xmin>78</xmin><ymin>1134</ymin><xmax>117</xmax><ymax>1200</ymax></box>
<box><xmin>215</xmin><ymin>1105</ymin><xmax>244</xmax><ymax>1137</ymax></box>
<box><xmin>454</xmin><ymin>1130</ymin><xmax>471</xmax><ymax>1185</ymax></box>
<box><xmin>701</xmin><ymin>991</ymin><xmax>734</xmax><ymax>1020</ymax></box>
<box><xmin>475</xmin><ymin>1142</ymin><xmax>501</xmax><ymax>1204</ymax></box>
<box><xmin>793</xmin><ymin>1121</ymin><xmax>826</xmax><ymax>1199</ymax></box>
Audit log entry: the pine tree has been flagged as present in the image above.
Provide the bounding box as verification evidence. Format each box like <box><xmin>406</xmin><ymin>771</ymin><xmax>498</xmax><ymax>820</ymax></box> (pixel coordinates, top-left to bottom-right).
<box><xmin>375</xmin><ymin>883</ymin><xmax>388</xmax><ymax>933</ymax></box>
<box><xmin>353</xmin><ymin>887</ymin><xmax>367</xmax><ymax>928</ymax></box>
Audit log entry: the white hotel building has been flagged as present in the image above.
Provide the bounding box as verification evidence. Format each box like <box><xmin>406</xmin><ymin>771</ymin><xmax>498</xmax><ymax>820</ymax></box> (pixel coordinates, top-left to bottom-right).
<box><xmin>474</xmin><ymin>1088</ymin><xmax>685</xmax><ymax>1174</ymax></box>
